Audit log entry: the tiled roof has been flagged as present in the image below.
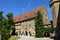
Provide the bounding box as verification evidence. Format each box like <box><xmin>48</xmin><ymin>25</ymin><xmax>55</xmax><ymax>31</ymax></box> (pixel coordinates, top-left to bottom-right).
<box><xmin>44</xmin><ymin>21</ymin><xmax>51</xmax><ymax>25</ymax></box>
<box><xmin>13</xmin><ymin>5</ymin><xmax>51</xmax><ymax>25</ymax></box>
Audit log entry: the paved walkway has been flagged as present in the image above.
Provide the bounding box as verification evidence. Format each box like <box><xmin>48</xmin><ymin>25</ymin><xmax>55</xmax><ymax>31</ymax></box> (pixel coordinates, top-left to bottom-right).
<box><xmin>18</xmin><ymin>36</ymin><xmax>54</xmax><ymax>40</ymax></box>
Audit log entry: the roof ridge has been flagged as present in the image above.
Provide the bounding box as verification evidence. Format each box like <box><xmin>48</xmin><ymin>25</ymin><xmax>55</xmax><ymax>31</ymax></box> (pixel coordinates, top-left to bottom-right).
<box><xmin>13</xmin><ymin>5</ymin><xmax>46</xmax><ymax>18</ymax></box>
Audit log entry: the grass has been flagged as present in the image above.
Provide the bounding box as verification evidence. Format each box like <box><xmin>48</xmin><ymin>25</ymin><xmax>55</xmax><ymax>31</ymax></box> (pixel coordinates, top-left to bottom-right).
<box><xmin>8</xmin><ymin>36</ymin><xmax>19</xmax><ymax>40</ymax></box>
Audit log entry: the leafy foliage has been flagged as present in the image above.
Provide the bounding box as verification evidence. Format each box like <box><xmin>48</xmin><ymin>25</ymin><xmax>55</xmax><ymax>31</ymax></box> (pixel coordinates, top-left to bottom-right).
<box><xmin>35</xmin><ymin>11</ymin><xmax>45</xmax><ymax>37</ymax></box>
<box><xmin>44</xmin><ymin>26</ymin><xmax>53</xmax><ymax>33</ymax></box>
<box><xmin>6</xmin><ymin>13</ymin><xmax>14</xmax><ymax>26</ymax></box>
<box><xmin>0</xmin><ymin>11</ymin><xmax>15</xmax><ymax>40</ymax></box>
<box><xmin>1</xmin><ymin>29</ymin><xmax>11</xmax><ymax>40</ymax></box>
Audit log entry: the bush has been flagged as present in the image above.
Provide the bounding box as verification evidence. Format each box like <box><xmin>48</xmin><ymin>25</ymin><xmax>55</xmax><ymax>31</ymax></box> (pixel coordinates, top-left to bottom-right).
<box><xmin>44</xmin><ymin>27</ymin><xmax>53</xmax><ymax>33</ymax></box>
<box><xmin>44</xmin><ymin>26</ymin><xmax>54</xmax><ymax>37</ymax></box>
<box><xmin>1</xmin><ymin>29</ymin><xmax>11</xmax><ymax>40</ymax></box>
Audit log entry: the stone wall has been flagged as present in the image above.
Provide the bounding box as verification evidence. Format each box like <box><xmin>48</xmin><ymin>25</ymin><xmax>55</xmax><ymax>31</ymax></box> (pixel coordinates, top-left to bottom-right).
<box><xmin>15</xmin><ymin>19</ymin><xmax>35</xmax><ymax>36</ymax></box>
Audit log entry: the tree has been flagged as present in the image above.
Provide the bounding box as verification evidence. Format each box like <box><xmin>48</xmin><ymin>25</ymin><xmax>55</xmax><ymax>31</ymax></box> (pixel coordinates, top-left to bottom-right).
<box><xmin>0</xmin><ymin>11</ymin><xmax>10</xmax><ymax>40</ymax></box>
<box><xmin>35</xmin><ymin>11</ymin><xmax>45</xmax><ymax>37</ymax></box>
<box><xmin>0</xmin><ymin>12</ymin><xmax>15</xmax><ymax>40</ymax></box>
<box><xmin>1</xmin><ymin>28</ymin><xmax>11</xmax><ymax>40</ymax></box>
<box><xmin>0</xmin><ymin>11</ymin><xmax>3</xmax><ymax>21</ymax></box>
<box><xmin>6</xmin><ymin>13</ymin><xmax>14</xmax><ymax>26</ymax></box>
<box><xmin>6</xmin><ymin>13</ymin><xmax>15</xmax><ymax>35</ymax></box>
<box><xmin>0</xmin><ymin>11</ymin><xmax>4</xmax><ymax>28</ymax></box>
<box><xmin>0</xmin><ymin>11</ymin><xmax>4</xmax><ymax>40</ymax></box>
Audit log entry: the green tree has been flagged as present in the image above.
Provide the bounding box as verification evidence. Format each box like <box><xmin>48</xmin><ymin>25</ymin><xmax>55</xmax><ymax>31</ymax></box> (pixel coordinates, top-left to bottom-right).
<box><xmin>35</xmin><ymin>11</ymin><xmax>45</xmax><ymax>37</ymax></box>
<box><xmin>0</xmin><ymin>11</ymin><xmax>3</xmax><ymax>21</ymax></box>
<box><xmin>0</xmin><ymin>11</ymin><xmax>4</xmax><ymax>40</ymax></box>
<box><xmin>0</xmin><ymin>11</ymin><xmax>4</xmax><ymax>28</ymax></box>
<box><xmin>0</xmin><ymin>11</ymin><xmax>10</xmax><ymax>40</ymax></box>
<box><xmin>6</xmin><ymin>13</ymin><xmax>15</xmax><ymax>35</ymax></box>
<box><xmin>6</xmin><ymin>13</ymin><xmax>14</xmax><ymax>26</ymax></box>
<box><xmin>1</xmin><ymin>28</ymin><xmax>10</xmax><ymax>40</ymax></box>
<box><xmin>0</xmin><ymin>12</ymin><xmax>15</xmax><ymax>40</ymax></box>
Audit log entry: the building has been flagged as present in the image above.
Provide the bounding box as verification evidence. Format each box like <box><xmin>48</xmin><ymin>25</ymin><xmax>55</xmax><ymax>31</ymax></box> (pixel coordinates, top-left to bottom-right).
<box><xmin>50</xmin><ymin>0</ymin><xmax>60</xmax><ymax>29</ymax></box>
<box><xmin>50</xmin><ymin>0</ymin><xmax>60</xmax><ymax>39</ymax></box>
<box><xmin>13</xmin><ymin>5</ymin><xmax>51</xmax><ymax>36</ymax></box>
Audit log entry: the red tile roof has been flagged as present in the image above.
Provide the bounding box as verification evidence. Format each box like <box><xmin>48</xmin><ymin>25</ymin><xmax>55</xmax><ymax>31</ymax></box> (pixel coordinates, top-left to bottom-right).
<box><xmin>13</xmin><ymin>5</ymin><xmax>51</xmax><ymax>25</ymax></box>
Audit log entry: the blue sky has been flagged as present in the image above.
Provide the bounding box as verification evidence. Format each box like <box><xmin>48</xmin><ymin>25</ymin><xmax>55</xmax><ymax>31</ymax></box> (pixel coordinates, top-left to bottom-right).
<box><xmin>0</xmin><ymin>0</ymin><xmax>52</xmax><ymax>21</ymax></box>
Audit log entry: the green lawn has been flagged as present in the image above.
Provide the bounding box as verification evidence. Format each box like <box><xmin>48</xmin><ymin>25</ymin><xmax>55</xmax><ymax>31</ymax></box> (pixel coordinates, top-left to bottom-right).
<box><xmin>8</xmin><ymin>36</ymin><xmax>19</xmax><ymax>40</ymax></box>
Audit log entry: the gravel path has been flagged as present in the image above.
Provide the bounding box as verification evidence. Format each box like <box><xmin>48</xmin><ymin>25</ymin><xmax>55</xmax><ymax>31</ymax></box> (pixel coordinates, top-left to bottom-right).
<box><xmin>18</xmin><ymin>36</ymin><xmax>54</xmax><ymax>40</ymax></box>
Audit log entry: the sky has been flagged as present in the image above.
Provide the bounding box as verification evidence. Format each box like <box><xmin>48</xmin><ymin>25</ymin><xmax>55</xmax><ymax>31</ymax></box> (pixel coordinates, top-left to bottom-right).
<box><xmin>0</xmin><ymin>0</ymin><xmax>52</xmax><ymax>21</ymax></box>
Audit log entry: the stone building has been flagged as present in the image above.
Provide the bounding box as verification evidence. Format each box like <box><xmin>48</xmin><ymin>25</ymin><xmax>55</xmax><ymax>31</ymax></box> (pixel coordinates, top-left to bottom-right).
<box><xmin>13</xmin><ymin>5</ymin><xmax>51</xmax><ymax>36</ymax></box>
<box><xmin>50</xmin><ymin>0</ymin><xmax>60</xmax><ymax>29</ymax></box>
<box><xmin>50</xmin><ymin>0</ymin><xmax>60</xmax><ymax>39</ymax></box>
